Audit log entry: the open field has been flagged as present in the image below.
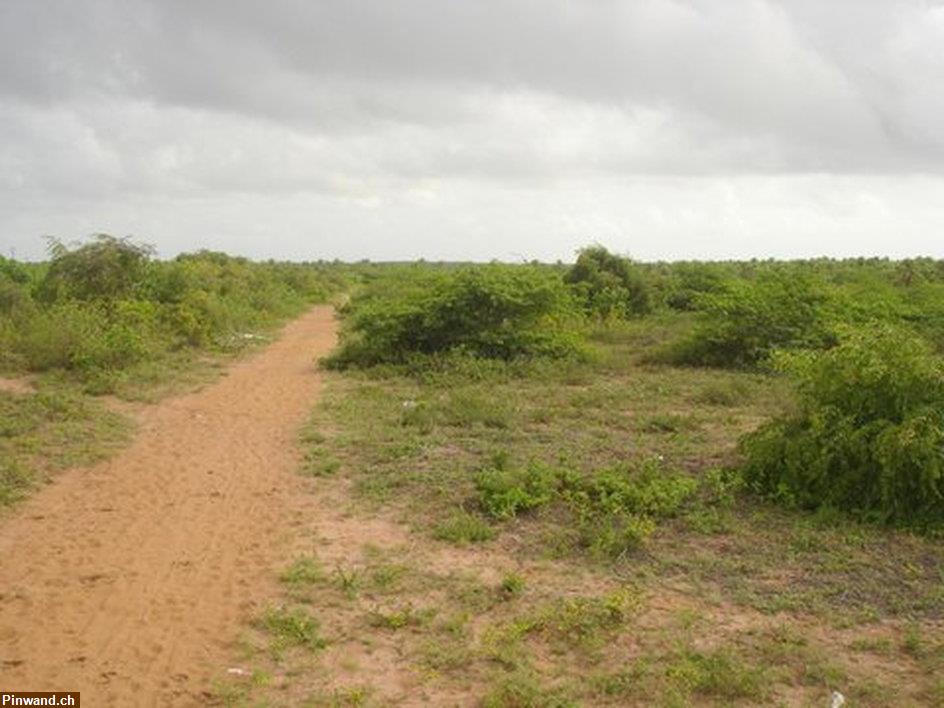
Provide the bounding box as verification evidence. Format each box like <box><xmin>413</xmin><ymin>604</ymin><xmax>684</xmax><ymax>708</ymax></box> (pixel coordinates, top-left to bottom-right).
<box><xmin>219</xmin><ymin>312</ymin><xmax>944</xmax><ymax>707</ymax></box>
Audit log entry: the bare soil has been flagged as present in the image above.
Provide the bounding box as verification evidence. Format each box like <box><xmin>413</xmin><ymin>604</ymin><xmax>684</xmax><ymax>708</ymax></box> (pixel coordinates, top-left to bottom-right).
<box><xmin>0</xmin><ymin>306</ymin><xmax>337</xmax><ymax>706</ymax></box>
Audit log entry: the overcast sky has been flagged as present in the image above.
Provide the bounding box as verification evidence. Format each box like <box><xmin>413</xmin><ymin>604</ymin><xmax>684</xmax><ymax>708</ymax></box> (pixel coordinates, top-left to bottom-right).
<box><xmin>2</xmin><ymin>0</ymin><xmax>944</xmax><ymax>262</ymax></box>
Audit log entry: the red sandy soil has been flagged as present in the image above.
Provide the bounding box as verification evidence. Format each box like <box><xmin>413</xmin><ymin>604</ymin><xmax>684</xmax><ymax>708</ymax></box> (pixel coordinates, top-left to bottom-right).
<box><xmin>0</xmin><ymin>306</ymin><xmax>337</xmax><ymax>706</ymax></box>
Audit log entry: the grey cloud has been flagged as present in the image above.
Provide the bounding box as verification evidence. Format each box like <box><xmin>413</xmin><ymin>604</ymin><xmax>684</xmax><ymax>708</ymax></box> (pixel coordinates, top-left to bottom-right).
<box><xmin>2</xmin><ymin>0</ymin><xmax>944</xmax><ymax>261</ymax></box>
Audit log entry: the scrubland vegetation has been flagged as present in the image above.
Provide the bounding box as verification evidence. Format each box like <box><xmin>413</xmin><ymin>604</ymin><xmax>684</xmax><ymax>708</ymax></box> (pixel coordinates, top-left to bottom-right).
<box><xmin>0</xmin><ymin>234</ymin><xmax>348</xmax><ymax>504</ymax></box>
<box><xmin>235</xmin><ymin>249</ymin><xmax>943</xmax><ymax>706</ymax></box>
<box><xmin>3</xmin><ymin>237</ymin><xmax>943</xmax><ymax>705</ymax></box>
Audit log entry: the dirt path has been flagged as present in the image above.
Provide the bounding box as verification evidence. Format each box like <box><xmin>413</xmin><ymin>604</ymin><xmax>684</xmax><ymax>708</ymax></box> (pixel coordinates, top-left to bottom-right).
<box><xmin>0</xmin><ymin>306</ymin><xmax>337</xmax><ymax>706</ymax></box>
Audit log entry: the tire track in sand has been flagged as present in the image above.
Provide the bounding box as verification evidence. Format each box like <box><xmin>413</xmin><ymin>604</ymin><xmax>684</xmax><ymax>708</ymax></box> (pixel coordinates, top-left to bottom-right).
<box><xmin>0</xmin><ymin>306</ymin><xmax>337</xmax><ymax>706</ymax></box>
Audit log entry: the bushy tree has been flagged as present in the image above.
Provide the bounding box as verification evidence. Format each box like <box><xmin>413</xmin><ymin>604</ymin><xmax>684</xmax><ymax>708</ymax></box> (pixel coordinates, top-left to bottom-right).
<box><xmin>740</xmin><ymin>325</ymin><xmax>944</xmax><ymax>526</ymax></box>
<box><xmin>39</xmin><ymin>235</ymin><xmax>153</xmax><ymax>302</ymax></box>
<box><xmin>564</xmin><ymin>246</ymin><xmax>650</xmax><ymax>318</ymax></box>
<box><xmin>327</xmin><ymin>264</ymin><xmax>583</xmax><ymax>368</ymax></box>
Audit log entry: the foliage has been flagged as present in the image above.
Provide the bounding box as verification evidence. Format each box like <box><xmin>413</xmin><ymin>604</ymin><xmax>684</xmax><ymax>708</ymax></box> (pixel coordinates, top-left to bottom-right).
<box><xmin>0</xmin><ymin>235</ymin><xmax>350</xmax><ymax>393</ymax></box>
<box><xmin>663</xmin><ymin>262</ymin><xmax>727</xmax><ymax>311</ymax></box>
<box><xmin>564</xmin><ymin>245</ymin><xmax>650</xmax><ymax>318</ymax></box>
<box><xmin>326</xmin><ymin>264</ymin><xmax>584</xmax><ymax>368</ymax></box>
<box><xmin>476</xmin><ymin>460</ymin><xmax>562</xmax><ymax>520</ymax></box>
<box><xmin>659</xmin><ymin>272</ymin><xmax>835</xmax><ymax>368</ymax></box>
<box><xmin>39</xmin><ymin>235</ymin><xmax>154</xmax><ymax>303</ymax></box>
<box><xmin>474</xmin><ymin>457</ymin><xmax>699</xmax><ymax>557</ymax></box>
<box><xmin>433</xmin><ymin>510</ymin><xmax>496</xmax><ymax>544</ymax></box>
<box><xmin>741</xmin><ymin>325</ymin><xmax>944</xmax><ymax>526</ymax></box>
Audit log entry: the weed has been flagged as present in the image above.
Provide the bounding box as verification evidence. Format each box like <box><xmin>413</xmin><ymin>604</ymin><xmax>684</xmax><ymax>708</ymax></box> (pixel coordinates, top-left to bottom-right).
<box><xmin>368</xmin><ymin>563</ymin><xmax>409</xmax><ymax>592</ymax></box>
<box><xmin>433</xmin><ymin>510</ymin><xmax>496</xmax><ymax>544</ymax></box>
<box><xmin>366</xmin><ymin>604</ymin><xmax>432</xmax><ymax>630</ymax></box>
<box><xmin>258</xmin><ymin>606</ymin><xmax>326</xmax><ymax>652</ymax></box>
<box><xmin>301</xmin><ymin>453</ymin><xmax>342</xmax><ymax>477</ymax></box>
<box><xmin>280</xmin><ymin>556</ymin><xmax>324</xmax><ymax>586</ymax></box>
<box><xmin>502</xmin><ymin>589</ymin><xmax>639</xmax><ymax>651</ymax></box>
<box><xmin>334</xmin><ymin>565</ymin><xmax>362</xmax><ymax>598</ymax></box>
<box><xmin>481</xmin><ymin>671</ymin><xmax>577</xmax><ymax>708</ymax></box>
<box><xmin>499</xmin><ymin>573</ymin><xmax>526</xmax><ymax>599</ymax></box>
<box><xmin>664</xmin><ymin>648</ymin><xmax>769</xmax><ymax>701</ymax></box>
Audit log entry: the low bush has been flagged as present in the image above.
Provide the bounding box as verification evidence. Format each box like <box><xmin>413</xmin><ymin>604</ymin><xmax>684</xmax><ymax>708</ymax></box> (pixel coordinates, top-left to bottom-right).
<box><xmin>326</xmin><ymin>264</ymin><xmax>584</xmax><ymax>368</ymax></box>
<box><xmin>740</xmin><ymin>325</ymin><xmax>944</xmax><ymax>526</ymax></box>
<box><xmin>658</xmin><ymin>273</ymin><xmax>835</xmax><ymax>368</ymax></box>
<box><xmin>476</xmin><ymin>461</ymin><xmax>562</xmax><ymax>520</ymax></box>
<box><xmin>474</xmin><ymin>457</ymin><xmax>701</xmax><ymax>557</ymax></box>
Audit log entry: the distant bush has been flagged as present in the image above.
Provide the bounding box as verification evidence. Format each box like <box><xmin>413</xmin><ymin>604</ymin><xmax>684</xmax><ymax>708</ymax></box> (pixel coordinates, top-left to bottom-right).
<box><xmin>664</xmin><ymin>262</ymin><xmax>728</xmax><ymax>311</ymax></box>
<box><xmin>658</xmin><ymin>273</ymin><xmax>835</xmax><ymax>368</ymax></box>
<box><xmin>740</xmin><ymin>325</ymin><xmax>944</xmax><ymax>526</ymax></box>
<box><xmin>326</xmin><ymin>264</ymin><xmax>584</xmax><ymax>368</ymax></box>
<box><xmin>565</xmin><ymin>246</ymin><xmax>651</xmax><ymax>318</ymax></box>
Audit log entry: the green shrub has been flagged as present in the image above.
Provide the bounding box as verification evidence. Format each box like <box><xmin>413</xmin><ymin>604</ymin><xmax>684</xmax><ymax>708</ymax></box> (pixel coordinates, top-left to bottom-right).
<box><xmin>433</xmin><ymin>510</ymin><xmax>496</xmax><ymax>544</ymax></box>
<box><xmin>17</xmin><ymin>302</ymin><xmax>107</xmax><ymax>371</ymax></box>
<box><xmin>476</xmin><ymin>461</ymin><xmax>561</xmax><ymax>520</ymax></box>
<box><xmin>474</xmin><ymin>457</ymin><xmax>699</xmax><ymax>556</ymax></box>
<box><xmin>577</xmin><ymin>510</ymin><xmax>656</xmax><ymax>558</ymax></box>
<box><xmin>661</xmin><ymin>273</ymin><xmax>834</xmax><ymax>368</ymax></box>
<box><xmin>39</xmin><ymin>235</ymin><xmax>153</xmax><ymax>303</ymax></box>
<box><xmin>564</xmin><ymin>245</ymin><xmax>650</xmax><ymax>318</ymax></box>
<box><xmin>571</xmin><ymin>462</ymin><xmax>698</xmax><ymax>518</ymax></box>
<box><xmin>741</xmin><ymin>325</ymin><xmax>944</xmax><ymax>526</ymax></box>
<box><xmin>0</xmin><ymin>257</ymin><xmax>33</xmax><ymax>317</ymax></box>
<box><xmin>326</xmin><ymin>264</ymin><xmax>584</xmax><ymax>368</ymax></box>
<box><xmin>664</xmin><ymin>263</ymin><xmax>727</xmax><ymax>311</ymax></box>
<box><xmin>1</xmin><ymin>237</ymin><xmax>349</xmax><ymax>387</ymax></box>
<box><xmin>259</xmin><ymin>606</ymin><xmax>326</xmax><ymax>651</ymax></box>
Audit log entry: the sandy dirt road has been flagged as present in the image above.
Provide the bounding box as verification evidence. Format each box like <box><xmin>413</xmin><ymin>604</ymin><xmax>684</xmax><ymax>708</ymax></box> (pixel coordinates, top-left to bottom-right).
<box><xmin>0</xmin><ymin>306</ymin><xmax>337</xmax><ymax>706</ymax></box>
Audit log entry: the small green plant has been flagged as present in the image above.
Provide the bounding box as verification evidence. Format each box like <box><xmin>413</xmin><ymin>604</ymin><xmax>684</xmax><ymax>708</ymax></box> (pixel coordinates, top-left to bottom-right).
<box><xmin>258</xmin><ymin>606</ymin><xmax>326</xmax><ymax>652</ymax></box>
<box><xmin>499</xmin><ymin>573</ymin><xmax>526</xmax><ymax>599</ymax></box>
<box><xmin>369</xmin><ymin>563</ymin><xmax>409</xmax><ymax>591</ymax></box>
<box><xmin>279</xmin><ymin>556</ymin><xmax>324</xmax><ymax>586</ymax></box>
<box><xmin>301</xmin><ymin>452</ymin><xmax>341</xmax><ymax>477</ymax></box>
<box><xmin>476</xmin><ymin>461</ymin><xmax>560</xmax><ymax>519</ymax></box>
<box><xmin>640</xmin><ymin>413</ymin><xmax>697</xmax><ymax>433</ymax></box>
<box><xmin>367</xmin><ymin>604</ymin><xmax>431</xmax><ymax>630</ymax></box>
<box><xmin>508</xmin><ymin>589</ymin><xmax>640</xmax><ymax>650</ymax></box>
<box><xmin>692</xmin><ymin>379</ymin><xmax>751</xmax><ymax>406</ymax></box>
<box><xmin>334</xmin><ymin>565</ymin><xmax>362</xmax><ymax>598</ymax></box>
<box><xmin>482</xmin><ymin>671</ymin><xmax>576</xmax><ymax>708</ymax></box>
<box><xmin>433</xmin><ymin>510</ymin><xmax>496</xmax><ymax>544</ymax></box>
<box><xmin>664</xmin><ymin>648</ymin><xmax>768</xmax><ymax>701</ymax></box>
<box><xmin>577</xmin><ymin>510</ymin><xmax>656</xmax><ymax>559</ymax></box>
